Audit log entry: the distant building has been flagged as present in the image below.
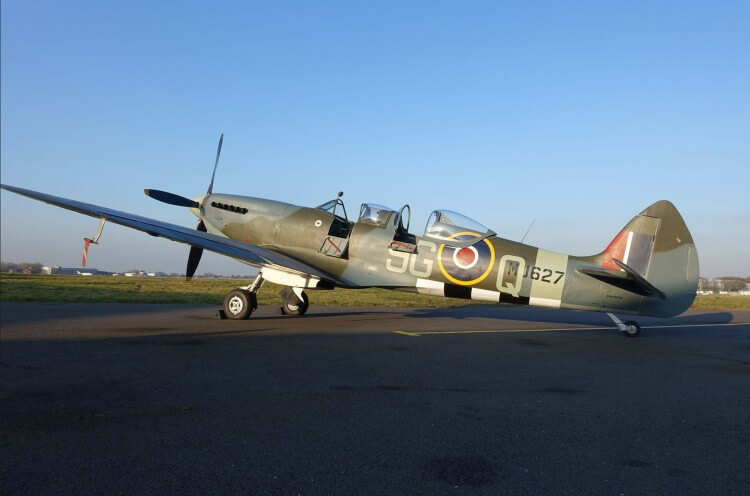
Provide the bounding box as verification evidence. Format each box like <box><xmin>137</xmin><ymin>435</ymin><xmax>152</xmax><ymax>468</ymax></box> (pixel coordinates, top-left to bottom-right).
<box><xmin>37</xmin><ymin>266</ymin><xmax>116</xmax><ymax>276</ymax></box>
<box><xmin>121</xmin><ymin>270</ymin><xmax>157</xmax><ymax>277</ymax></box>
<box><xmin>47</xmin><ymin>266</ymin><xmax>101</xmax><ymax>276</ymax></box>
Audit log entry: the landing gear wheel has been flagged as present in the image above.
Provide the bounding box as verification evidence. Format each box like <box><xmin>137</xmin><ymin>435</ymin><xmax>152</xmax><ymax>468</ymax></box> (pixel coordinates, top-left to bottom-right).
<box><xmin>223</xmin><ymin>289</ymin><xmax>257</xmax><ymax>320</ymax></box>
<box><xmin>280</xmin><ymin>288</ymin><xmax>309</xmax><ymax>316</ymax></box>
<box><xmin>622</xmin><ymin>320</ymin><xmax>641</xmax><ymax>338</ymax></box>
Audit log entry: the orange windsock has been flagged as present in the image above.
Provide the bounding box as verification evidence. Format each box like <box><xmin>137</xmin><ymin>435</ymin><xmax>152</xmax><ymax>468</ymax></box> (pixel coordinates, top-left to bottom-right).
<box><xmin>82</xmin><ymin>238</ymin><xmax>92</xmax><ymax>267</ymax></box>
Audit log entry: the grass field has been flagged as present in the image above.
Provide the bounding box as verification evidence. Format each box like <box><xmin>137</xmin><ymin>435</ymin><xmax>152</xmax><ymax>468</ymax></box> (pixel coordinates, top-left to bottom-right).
<box><xmin>1</xmin><ymin>274</ymin><xmax>748</xmax><ymax>310</ymax></box>
<box><xmin>0</xmin><ymin>274</ymin><xmax>462</xmax><ymax>308</ymax></box>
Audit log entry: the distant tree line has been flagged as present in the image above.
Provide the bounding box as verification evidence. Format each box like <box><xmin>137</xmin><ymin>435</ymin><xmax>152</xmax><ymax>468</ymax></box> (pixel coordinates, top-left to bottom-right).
<box><xmin>1</xmin><ymin>261</ymin><xmax>254</xmax><ymax>278</ymax></box>
<box><xmin>1</xmin><ymin>261</ymin><xmax>45</xmax><ymax>274</ymax></box>
<box><xmin>699</xmin><ymin>277</ymin><xmax>749</xmax><ymax>293</ymax></box>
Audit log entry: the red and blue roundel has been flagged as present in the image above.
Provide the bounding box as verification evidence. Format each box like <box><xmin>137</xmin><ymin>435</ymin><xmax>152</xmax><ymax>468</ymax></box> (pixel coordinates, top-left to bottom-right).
<box><xmin>437</xmin><ymin>232</ymin><xmax>496</xmax><ymax>285</ymax></box>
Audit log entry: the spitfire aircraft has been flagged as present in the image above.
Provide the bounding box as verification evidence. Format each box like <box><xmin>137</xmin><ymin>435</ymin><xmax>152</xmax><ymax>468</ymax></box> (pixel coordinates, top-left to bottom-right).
<box><xmin>1</xmin><ymin>136</ymin><xmax>699</xmax><ymax>337</ymax></box>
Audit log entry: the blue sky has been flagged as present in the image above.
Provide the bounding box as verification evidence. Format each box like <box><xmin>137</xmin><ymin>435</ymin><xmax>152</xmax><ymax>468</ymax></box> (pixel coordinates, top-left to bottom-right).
<box><xmin>2</xmin><ymin>0</ymin><xmax>748</xmax><ymax>277</ymax></box>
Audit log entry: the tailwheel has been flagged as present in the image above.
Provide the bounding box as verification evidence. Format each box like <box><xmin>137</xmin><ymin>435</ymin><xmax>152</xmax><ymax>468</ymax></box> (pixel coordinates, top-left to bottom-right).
<box><xmin>622</xmin><ymin>320</ymin><xmax>641</xmax><ymax>338</ymax></box>
<box><xmin>223</xmin><ymin>288</ymin><xmax>257</xmax><ymax>320</ymax></box>
<box><xmin>280</xmin><ymin>287</ymin><xmax>309</xmax><ymax>316</ymax></box>
<box><xmin>606</xmin><ymin>313</ymin><xmax>642</xmax><ymax>338</ymax></box>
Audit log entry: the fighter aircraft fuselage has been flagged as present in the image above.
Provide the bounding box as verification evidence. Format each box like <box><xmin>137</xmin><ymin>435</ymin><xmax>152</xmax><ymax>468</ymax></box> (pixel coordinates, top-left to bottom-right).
<box><xmin>191</xmin><ymin>193</ymin><xmax>698</xmax><ymax>318</ymax></box>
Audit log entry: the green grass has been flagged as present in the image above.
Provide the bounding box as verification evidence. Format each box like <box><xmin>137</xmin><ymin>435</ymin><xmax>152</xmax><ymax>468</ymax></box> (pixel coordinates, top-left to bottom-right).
<box><xmin>689</xmin><ymin>294</ymin><xmax>750</xmax><ymax>310</ymax></box>
<box><xmin>0</xmin><ymin>274</ymin><xmax>466</xmax><ymax>307</ymax></box>
<box><xmin>1</xmin><ymin>274</ymin><xmax>748</xmax><ymax>310</ymax></box>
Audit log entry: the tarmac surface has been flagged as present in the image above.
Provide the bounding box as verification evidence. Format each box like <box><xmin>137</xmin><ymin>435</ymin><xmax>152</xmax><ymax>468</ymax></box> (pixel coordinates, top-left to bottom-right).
<box><xmin>1</xmin><ymin>302</ymin><xmax>749</xmax><ymax>495</ymax></box>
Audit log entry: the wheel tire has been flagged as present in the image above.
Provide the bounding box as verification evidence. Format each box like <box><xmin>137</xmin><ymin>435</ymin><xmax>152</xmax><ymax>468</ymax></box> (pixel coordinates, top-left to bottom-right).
<box><xmin>223</xmin><ymin>289</ymin><xmax>256</xmax><ymax>320</ymax></box>
<box><xmin>280</xmin><ymin>289</ymin><xmax>309</xmax><ymax>316</ymax></box>
<box><xmin>622</xmin><ymin>320</ymin><xmax>641</xmax><ymax>338</ymax></box>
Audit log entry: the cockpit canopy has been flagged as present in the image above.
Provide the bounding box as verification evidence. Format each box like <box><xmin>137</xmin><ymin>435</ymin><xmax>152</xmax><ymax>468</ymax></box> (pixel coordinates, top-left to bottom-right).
<box><xmin>424</xmin><ymin>210</ymin><xmax>495</xmax><ymax>241</ymax></box>
<box><xmin>315</xmin><ymin>195</ymin><xmax>492</xmax><ymax>244</ymax></box>
<box><xmin>316</xmin><ymin>197</ymin><xmax>348</xmax><ymax>222</ymax></box>
<box><xmin>358</xmin><ymin>203</ymin><xmax>395</xmax><ymax>227</ymax></box>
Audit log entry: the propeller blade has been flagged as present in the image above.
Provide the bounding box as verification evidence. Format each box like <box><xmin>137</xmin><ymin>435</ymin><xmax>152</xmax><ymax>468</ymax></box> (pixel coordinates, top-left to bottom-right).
<box><xmin>206</xmin><ymin>133</ymin><xmax>224</xmax><ymax>194</ymax></box>
<box><xmin>144</xmin><ymin>189</ymin><xmax>199</xmax><ymax>208</ymax></box>
<box><xmin>185</xmin><ymin>220</ymin><xmax>207</xmax><ymax>281</ymax></box>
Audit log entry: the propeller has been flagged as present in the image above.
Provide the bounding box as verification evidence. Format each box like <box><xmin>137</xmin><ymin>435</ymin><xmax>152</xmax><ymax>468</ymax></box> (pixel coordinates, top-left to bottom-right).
<box><xmin>186</xmin><ymin>133</ymin><xmax>224</xmax><ymax>279</ymax></box>
<box><xmin>144</xmin><ymin>133</ymin><xmax>224</xmax><ymax>281</ymax></box>
<box><xmin>207</xmin><ymin>133</ymin><xmax>223</xmax><ymax>194</ymax></box>
<box><xmin>144</xmin><ymin>189</ymin><xmax>199</xmax><ymax>208</ymax></box>
<box><xmin>185</xmin><ymin>220</ymin><xmax>207</xmax><ymax>281</ymax></box>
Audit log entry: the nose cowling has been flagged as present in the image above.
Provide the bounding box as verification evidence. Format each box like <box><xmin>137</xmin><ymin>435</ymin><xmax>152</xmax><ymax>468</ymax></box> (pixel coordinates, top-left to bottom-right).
<box><xmin>190</xmin><ymin>194</ymin><xmax>208</xmax><ymax>219</ymax></box>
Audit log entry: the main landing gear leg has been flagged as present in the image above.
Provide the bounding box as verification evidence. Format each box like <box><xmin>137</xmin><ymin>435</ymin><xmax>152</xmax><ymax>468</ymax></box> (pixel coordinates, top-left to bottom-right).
<box><xmin>606</xmin><ymin>313</ymin><xmax>641</xmax><ymax>338</ymax></box>
<box><xmin>280</xmin><ymin>287</ymin><xmax>309</xmax><ymax>316</ymax></box>
<box><xmin>219</xmin><ymin>273</ymin><xmax>264</xmax><ymax>320</ymax></box>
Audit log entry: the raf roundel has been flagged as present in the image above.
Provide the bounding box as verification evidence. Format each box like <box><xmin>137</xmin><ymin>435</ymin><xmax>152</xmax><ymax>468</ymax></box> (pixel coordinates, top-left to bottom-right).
<box><xmin>437</xmin><ymin>232</ymin><xmax>495</xmax><ymax>286</ymax></box>
<box><xmin>453</xmin><ymin>246</ymin><xmax>479</xmax><ymax>270</ymax></box>
<box><xmin>314</xmin><ymin>219</ymin><xmax>322</xmax><ymax>227</ymax></box>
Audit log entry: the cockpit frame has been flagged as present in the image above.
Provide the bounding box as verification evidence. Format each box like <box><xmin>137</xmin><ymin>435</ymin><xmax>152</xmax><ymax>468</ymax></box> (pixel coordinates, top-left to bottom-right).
<box><xmin>422</xmin><ymin>209</ymin><xmax>496</xmax><ymax>247</ymax></box>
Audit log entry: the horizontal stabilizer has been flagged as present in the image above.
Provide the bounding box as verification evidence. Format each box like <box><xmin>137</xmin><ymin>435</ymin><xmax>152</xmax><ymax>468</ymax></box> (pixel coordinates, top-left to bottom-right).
<box><xmin>578</xmin><ymin>258</ymin><xmax>666</xmax><ymax>299</ymax></box>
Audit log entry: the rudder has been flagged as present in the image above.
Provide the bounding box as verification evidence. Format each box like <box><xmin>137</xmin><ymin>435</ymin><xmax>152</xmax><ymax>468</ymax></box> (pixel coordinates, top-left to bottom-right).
<box><xmin>600</xmin><ymin>200</ymin><xmax>699</xmax><ymax>317</ymax></box>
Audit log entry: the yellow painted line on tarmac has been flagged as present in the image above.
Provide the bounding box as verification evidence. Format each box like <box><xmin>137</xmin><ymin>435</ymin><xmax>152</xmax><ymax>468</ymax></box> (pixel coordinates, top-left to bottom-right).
<box><xmin>393</xmin><ymin>322</ymin><xmax>750</xmax><ymax>337</ymax></box>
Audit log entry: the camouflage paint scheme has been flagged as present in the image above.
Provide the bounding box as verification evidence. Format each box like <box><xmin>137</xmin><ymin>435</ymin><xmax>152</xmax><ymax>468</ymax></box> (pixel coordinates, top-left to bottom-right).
<box><xmin>0</xmin><ymin>184</ymin><xmax>697</xmax><ymax>318</ymax></box>
<box><xmin>194</xmin><ymin>192</ymin><xmax>698</xmax><ymax>318</ymax></box>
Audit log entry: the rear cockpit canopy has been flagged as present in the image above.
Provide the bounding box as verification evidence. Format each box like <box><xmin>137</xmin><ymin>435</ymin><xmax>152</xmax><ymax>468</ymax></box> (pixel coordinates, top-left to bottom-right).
<box><xmin>424</xmin><ymin>210</ymin><xmax>495</xmax><ymax>241</ymax></box>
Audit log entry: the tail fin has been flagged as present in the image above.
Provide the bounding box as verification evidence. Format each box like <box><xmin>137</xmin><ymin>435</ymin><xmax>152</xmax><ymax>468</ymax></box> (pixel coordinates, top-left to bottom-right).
<box><xmin>597</xmin><ymin>200</ymin><xmax>699</xmax><ymax>317</ymax></box>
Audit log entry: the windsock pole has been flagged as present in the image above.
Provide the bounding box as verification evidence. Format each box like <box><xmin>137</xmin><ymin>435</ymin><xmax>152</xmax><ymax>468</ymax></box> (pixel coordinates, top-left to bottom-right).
<box><xmin>81</xmin><ymin>217</ymin><xmax>106</xmax><ymax>267</ymax></box>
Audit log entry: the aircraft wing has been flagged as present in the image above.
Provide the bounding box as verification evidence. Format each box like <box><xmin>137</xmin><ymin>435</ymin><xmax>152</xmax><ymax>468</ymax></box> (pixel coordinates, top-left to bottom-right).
<box><xmin>0</xmin><ymin>184</ymin><xmax>351</xmax><ymax>285</ymax></box>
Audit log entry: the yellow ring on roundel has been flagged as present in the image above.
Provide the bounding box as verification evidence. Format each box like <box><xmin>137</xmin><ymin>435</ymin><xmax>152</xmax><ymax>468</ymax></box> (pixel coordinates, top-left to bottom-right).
<box><xmin>437</xmin><ymin>231</ymin><xmax>496</xmax><ymax>286</ymax></box>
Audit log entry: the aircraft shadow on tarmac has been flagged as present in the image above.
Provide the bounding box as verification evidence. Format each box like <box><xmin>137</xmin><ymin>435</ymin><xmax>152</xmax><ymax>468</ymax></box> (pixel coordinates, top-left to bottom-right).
<box><xmin>0</xmin><ymin>301</ymin><xmax>743</xmax><ymax>329</ymax></box>
<box><xmin>405</xmin><ymin>305</ymin><xmax>739</xmax><ymax>327</ymax></box>
<box><xmin>244</xmin><ymin>305</ymin><xmax>740</xmax><ymax>329</ymax></box>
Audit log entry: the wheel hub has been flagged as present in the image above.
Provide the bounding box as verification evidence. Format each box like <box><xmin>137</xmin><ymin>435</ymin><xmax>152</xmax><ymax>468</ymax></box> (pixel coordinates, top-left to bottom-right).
<box><xmin>228</xmin><ymin>296</ymin><xmax>244</xmax><ymax>314</ymax></box>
